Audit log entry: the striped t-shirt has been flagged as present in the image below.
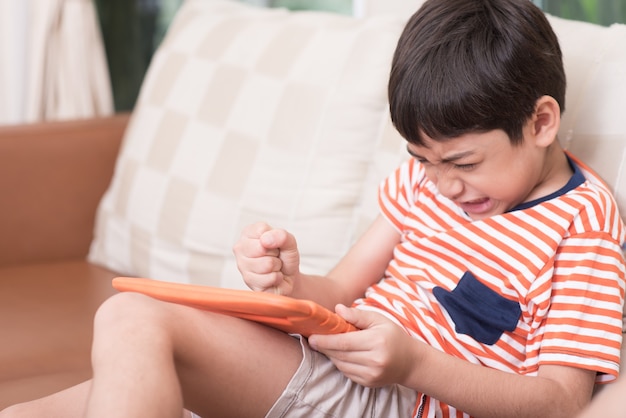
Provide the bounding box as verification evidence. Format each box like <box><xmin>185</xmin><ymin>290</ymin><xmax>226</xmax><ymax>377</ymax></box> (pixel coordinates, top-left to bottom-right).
<box><xmin>354</xmin><ymin>155</ymin><xmax>626</xmax><ymax>418</ymax></box>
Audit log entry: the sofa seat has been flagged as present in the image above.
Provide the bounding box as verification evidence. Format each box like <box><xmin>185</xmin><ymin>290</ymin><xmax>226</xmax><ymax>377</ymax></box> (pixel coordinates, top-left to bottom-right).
<box><xmin>0</xmin><ymin>260</ymin><xmax>118</xmax><ymax>408</ymax></box>
<box><xmin>0</xmin><ymin>114</ymin><xmax>127</xmax><ymax>409</ymax></box>
<box><xmin>0</xmin><ymin>259</ymin><xmax>116</xmax><ymax>410</ymax></box>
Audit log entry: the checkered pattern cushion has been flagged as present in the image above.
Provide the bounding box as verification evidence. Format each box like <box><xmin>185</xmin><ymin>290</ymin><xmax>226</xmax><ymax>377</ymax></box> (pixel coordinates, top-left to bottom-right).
<box><xmin>549</xmin><ymin>16</ymin><xmax>626</xmax><ymax>216</ymax></box>
<box><xmin>547</xmin><ymin>16</ymin><xmax>626</xmax><ymax>334</ymax></box>
<box><xmin>88</xmin><ymin>0</ymin><xmax>407</xmax><ymax>288</ymax></box>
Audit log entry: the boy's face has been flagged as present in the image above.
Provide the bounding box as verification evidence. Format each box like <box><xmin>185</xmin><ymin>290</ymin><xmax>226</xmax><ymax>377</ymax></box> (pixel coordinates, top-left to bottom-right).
<box><xmin>407</xmin><ymin>128</ymin><xmax>549</xmax><ymax>220</ymax></box>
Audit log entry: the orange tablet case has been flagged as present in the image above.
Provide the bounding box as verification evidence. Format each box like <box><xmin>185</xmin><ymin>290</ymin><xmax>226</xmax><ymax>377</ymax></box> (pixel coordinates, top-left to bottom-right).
<box><xmin>112</xmin><ymin>277</ymin><xmax>357</xmax><ymax>337</ymax></box>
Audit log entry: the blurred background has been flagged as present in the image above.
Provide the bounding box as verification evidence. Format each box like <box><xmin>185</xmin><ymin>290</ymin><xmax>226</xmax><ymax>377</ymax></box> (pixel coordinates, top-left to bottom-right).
<box><xmin>96</xmin><ymin>0</ymin><xmax>626</xmax><ymax>113</ymax></box>
<box><xmin>0</xmin><ymin>0</ymin><xmax>624</xmax><ymax>125</ymax></box>
<box><xmin>94</xmin><ymin>0</ymin><xmax>352</xmax><ymax>112</ymax></box>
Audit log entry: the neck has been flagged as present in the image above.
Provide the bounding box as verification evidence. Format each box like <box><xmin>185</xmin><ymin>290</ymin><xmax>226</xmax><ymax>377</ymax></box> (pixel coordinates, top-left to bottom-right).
<box><xmin>526</xmin><ymin>143</ymin><xmax>573</xmax><ymax>202</ymax></box>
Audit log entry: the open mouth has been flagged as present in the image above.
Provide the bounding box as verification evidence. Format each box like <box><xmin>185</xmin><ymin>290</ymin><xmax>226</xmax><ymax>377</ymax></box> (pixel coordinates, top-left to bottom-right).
<box><xmin>459</xmin><ymin>197</ymin><xmax>493</xmax><ymax>216</ymax></box>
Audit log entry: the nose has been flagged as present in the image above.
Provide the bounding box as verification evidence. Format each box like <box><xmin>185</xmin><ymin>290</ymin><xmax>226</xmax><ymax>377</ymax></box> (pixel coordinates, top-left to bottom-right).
<box><xmin>428</xmin><ymin>166</ymin><xmax>463</xmax><ymax>200</ymax></box>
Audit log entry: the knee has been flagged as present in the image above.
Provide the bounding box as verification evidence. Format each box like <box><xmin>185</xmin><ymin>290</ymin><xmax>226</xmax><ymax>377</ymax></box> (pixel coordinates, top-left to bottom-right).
<box><xmin>92</xmin><ymin>292</ymin><xmax>171</xmax><ymax>348</ymax></box>
<box><xmin>94</xmin><ymin>292</ymin><xmax>148</xmax><ymax>329</ymax></box>
<box><xmin>91</xmin><ymin>292</ymin><xmax>183</xmax><ymax>370</ymax></box>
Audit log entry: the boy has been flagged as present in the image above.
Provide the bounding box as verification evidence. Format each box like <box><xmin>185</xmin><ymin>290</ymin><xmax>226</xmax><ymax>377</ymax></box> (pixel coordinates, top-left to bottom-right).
<box><xmin>2</xmin><ymin>0</ymin><xmax>624</xmax><ymax>417</ymax></box>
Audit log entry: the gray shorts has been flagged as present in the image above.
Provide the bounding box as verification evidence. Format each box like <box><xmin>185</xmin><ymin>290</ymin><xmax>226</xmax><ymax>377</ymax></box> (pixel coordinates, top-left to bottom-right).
<box><xmin>265</xmin><ymin>335</ymin><xmax>418</xmax><ymax>418</ymax></box>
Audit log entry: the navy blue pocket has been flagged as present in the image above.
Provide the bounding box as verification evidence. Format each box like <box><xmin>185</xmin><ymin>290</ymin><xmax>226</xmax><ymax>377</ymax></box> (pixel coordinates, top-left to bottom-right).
<box><xmin>433</xmin><ymin>271</ymin><xmax>521</xmax><ymax>345</ymax></box>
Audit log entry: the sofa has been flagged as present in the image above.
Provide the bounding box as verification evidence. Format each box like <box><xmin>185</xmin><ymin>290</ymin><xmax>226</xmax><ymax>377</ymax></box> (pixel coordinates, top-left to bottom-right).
<box><xmin>1</xmin><ymin>0</ymin><xmax>625</xmax><ymax>410</ymax></box>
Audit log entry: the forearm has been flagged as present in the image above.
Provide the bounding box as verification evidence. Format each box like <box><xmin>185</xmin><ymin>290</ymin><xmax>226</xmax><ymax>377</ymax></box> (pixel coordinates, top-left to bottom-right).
<box><xmin>576</xmin><ymin>377</ymin><xmax>626</xmax><ymax>418</ymax></box>
<box><xmin>289</xmin><ymin>273</ymin><xmax>356</xmax><ymax>310</ymax></box>
<box><xmin>290</xmin><ymin>215</ymin><xmax>398</xmax><ymax>310</ymax></box>
<box><xmin>404</xmin><ymin>341</ymin><xmax>595</xmax><ymax>418</ymax></box>
<box><xmin>234</xmin><ymin>216</ymin><xmax>397</xmax><ymax>310</ymax></box>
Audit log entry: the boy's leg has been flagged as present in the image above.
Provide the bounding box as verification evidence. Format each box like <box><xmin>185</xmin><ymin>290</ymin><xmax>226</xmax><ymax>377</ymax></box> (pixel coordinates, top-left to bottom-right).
<box><xmin>2</xmin><ymin>292</ymin><xmax>303</xmax><ymax>418</ymax></box>
<box><xmin>0</xmin><ymin>381</ymin><xmax>92</xmax><ymax>417</ymax></box>
<box><xmin>0</xmin><ymin>381</ymin><xmax>191</xmax><ymax>418</ymax></box>
<box><xmin>87</xmin><ymin>292</ymin><xmax>303</xmax><ymax>418</ymax></box>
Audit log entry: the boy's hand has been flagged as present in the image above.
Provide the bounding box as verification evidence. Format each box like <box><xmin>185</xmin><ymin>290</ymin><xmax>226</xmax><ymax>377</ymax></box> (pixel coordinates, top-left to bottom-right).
<box><xmin>308</xmin><ymin>305</ymin><xmax>418</xmax><ymax>388</ymax></box>
<box><xmin>233</xmin><ymin>222</ymin><xmax>300</xmax><ymax>296</ymax></box>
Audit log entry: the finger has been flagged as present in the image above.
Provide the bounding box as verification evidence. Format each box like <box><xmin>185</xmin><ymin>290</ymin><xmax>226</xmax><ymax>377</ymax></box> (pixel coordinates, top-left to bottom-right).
<box><xmin>311</xmin><ymin>335</ymin><xmax>388</xmax><ymax>387</ymax></box>
<box><xmin>244</xmin><ymin>271</ymin><xmax>284</xmax><ymax>293</ymax></box>
<box><xmin>246</xmin><ymin>271</ymin><xmax>293</xmax><ymax>295</ymax></box>
<box><xmin>260</xmin><ymin>229</ymin><xmax>300</xmax><ymax>276</ymax></box>
<box><xmin>236</xmin><ymin>234</ymin><xmax>280</xmax><ymax>259</ymax></box>
<box><xmin>309</xmin><ymin>310</ymin><xmax>385</xmax><ymax>355</ymax></box>
<box><xmin>324</xmin><ymin>356</ymin><xmax>373</xmax><ymax>383</ymax></box>
<box><xmin>238</xmin><ymin>253</ymin><xmax>282</xmax><ymax>276</ymax></box>
<box><xmin>309</xmin><ymin>328</ymin><xmax>365</xmax><ymax>354</ymax></box>
<box><xmin>312</xmin><ymin>338</ymin><xmax>378</xmax><ymax>385</ymax></box>
<box><xmin>259</xmin><ymin>228</ymin><xmax>295</xmax><ymax>250</ymax></box>
<box><xmin>335</xmin><ymin>304</ymin><xmax>380</xmax><ymax>330</ymax></box>
<box><xmin>234</xmin><ymin>224</ymin><xmax>278</xmax><ymax>259</ymax></box>
<box><xmin>241</xmin><ymin>222</ymin><xmax>272</xmax><ymax>239</ymax></box>
<box><xmin>236</xmin><ymin>245</ymin><xmax>277</xmax><ymax>266</ymax></box>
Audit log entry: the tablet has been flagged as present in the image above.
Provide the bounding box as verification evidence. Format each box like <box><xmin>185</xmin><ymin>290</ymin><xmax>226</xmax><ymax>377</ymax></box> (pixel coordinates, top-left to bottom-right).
<box><xmin>112</xmin><ymin>277</ymin><xmax>358</xmax><ymax>337</ymax></box>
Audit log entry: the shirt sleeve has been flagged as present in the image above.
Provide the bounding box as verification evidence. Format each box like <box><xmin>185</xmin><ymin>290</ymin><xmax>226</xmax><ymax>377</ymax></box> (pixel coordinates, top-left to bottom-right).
<box><xmin>378</xmin><ymin>158</ymin><xmax>422</xmax><ymax>232</ymax></box>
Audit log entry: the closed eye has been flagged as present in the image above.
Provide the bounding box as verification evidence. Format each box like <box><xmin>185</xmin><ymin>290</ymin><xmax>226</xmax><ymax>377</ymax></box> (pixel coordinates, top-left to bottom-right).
<box><xmin>407</xmin><ymin>145</ymin><xmax>479</xmax><ymax>171</ymax></box>
<box><xmin>454</xmin><ymin>163</ymin><xmax>477</xmax><ymax>171</ymax></box>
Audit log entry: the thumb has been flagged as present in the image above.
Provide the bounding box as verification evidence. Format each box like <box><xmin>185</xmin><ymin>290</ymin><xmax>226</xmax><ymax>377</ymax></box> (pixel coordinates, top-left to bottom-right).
<box><xmin>261</xmin><ymin>229</ymin><xmax>300</xmax><ymax>276</ymax></box>
<box><xmin>335</xmin><ymin>304</ymin><xmax>379</xmax><ymax>330</ymax></box>
<box><xmin>243</xmin><ymin>222</ymin><xmax>273</xmax><ymax>240</ymax></box>
<box><xmin>259</xmin><ymin>228</ymin><xmax>296</xmax><ymax>250</ymax></box>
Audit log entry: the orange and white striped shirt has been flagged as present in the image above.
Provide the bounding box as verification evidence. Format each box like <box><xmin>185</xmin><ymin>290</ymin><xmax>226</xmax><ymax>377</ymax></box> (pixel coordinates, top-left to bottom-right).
<box><xmin>354</xmin><ymin>155</ymin><xmax>626</xmax><ymax>418</ymax></box>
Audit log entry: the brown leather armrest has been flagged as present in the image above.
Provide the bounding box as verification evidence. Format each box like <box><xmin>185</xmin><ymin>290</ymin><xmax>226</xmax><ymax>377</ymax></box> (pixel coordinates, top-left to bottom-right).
<box><xmin>0</xmin><ymin>114</ymin><xmax>130</xmax><ymax>266</ymax></box>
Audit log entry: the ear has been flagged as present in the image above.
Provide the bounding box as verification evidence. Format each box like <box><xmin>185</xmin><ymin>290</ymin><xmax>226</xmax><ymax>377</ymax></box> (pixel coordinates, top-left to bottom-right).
<box><xmin>529</xmin><ymin>95</ymin><xmax>561</xmax><ymax>148</ymax></box>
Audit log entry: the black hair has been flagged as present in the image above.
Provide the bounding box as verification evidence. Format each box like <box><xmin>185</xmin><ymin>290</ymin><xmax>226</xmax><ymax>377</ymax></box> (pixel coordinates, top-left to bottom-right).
<box><xmin>388</xmin><ymin>0</ymin><xmax>566</xmax><ymax>145</ymax></box>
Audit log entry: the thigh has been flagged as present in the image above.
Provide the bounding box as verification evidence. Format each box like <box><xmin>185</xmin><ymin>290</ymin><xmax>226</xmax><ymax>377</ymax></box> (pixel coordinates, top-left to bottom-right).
<box><xmin>123</xmin><ymin>294</ymin><xmax>304</xmax><ymax>418</ymax></box>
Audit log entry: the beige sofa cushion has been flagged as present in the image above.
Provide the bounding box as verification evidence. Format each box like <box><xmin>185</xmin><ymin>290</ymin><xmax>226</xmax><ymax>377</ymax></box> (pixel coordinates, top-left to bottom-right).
<box><xmin>88</xmin><ymin>0</ymin><xmax>407</xmax><ymax>288</ymax></box>
<box><xmin>549</xmin><ymin>16</ymin><xmax>626</xmax><ymax>217</ymax></box>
